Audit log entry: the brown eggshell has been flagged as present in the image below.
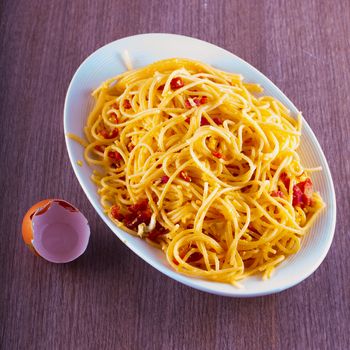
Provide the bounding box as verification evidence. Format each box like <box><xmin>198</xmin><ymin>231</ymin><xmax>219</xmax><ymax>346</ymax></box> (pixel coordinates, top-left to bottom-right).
<box><xmin>22</xmin><ymin>199</ymin><xmax>53</xmax><ymax>251</ymax></box>
<box><xmin>21</xmin><ymin>199</ymin><xmax>90</xmax><ymax>263</ymax></box>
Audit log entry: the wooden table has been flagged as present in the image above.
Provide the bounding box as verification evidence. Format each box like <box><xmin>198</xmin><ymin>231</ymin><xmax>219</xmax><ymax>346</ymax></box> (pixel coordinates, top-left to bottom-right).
<box><xmin>1</xmin><ymin>1</ymin><xmax>349</xmax><ymax>349</ymax></box>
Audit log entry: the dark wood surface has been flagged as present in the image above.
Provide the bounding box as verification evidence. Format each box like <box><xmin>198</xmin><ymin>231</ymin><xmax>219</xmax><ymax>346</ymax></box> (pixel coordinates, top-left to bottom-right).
<box><xmin>1</xmin><ymin>1</ymin><xmax>349</xmax><ymax>349</ymax></box>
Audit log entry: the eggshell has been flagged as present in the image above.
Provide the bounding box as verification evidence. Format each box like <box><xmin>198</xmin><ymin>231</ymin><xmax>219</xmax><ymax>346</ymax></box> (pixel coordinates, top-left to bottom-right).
<box><xmin>22</xmin><ymin>199</ymin><xmax>90</xmax><ymax>263</ymax></box>
<box><xmin>22</xmin><ymin>199</ymin><xmax>52</xmax><ymax>253</ymax></box>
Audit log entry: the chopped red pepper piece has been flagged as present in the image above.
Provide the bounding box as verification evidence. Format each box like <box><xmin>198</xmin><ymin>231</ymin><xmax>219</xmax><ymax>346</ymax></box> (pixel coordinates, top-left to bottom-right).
<box><xmin>293</xmin><ymin>178</ymin><xmax>313</xmax><ymax>207</ymax></box>
<box><xmin>180</xmin><ymin>170</ymin><xmax>191</xmax><ymax>182</ymax></box>
<box><xmin>213</xmin><ymin>117</ymin><xmax>223</xmax><ymax>125</ymax></box>
<box><xmin>99</xmin><ymin>129</ymin><xmax>109</xmax><ymax>138</ymax></box>
<box><xmin>157</xmin><ymin>84</ymin><xmax>165</xmax><ymax>91</ymax></box>
<box><xmin>127</xmin><ymin>142</ymin><xmax>135</xmax><ymax>152</ymax></box>
<box><xmin>248</xmin><ymin>224</ymin><xmax>259</xmax><ymax>234</ymax></box>
<box><xmin>292</xmin><ymin>184</ymin><xmax>303</xmax><ymax>206</ymax></box>
<box><xmin>109</xmin><ymin>129</ymin><xmax>119</xmax><ymax>138</ymax></box>
<box><xmin>161</xmin><ymin>175</ymin><xmax>169</xmax><ymax>184</ymax></box>
<box><xmin>185</xmin><ymin>96</ymin><xmax>207</xmax><ymax>108</ymax></box>
<box><xmin>200</xmin><ymin>117</ymin><xmax>210</xmax><ymax>126</ymax></box>
<box><xmin>148</xmin><ymin>223</ymin><xmax>167</xmax><ymax>241</ymax></box>
<box><xmin>173</xmin><ymin>247</ymin><xmax>202</xmax><ymax>265</ymax></box>
<box><xmin>100</xmin><ymin>128</ymin><xmax>118</xmax><ymax>139</ymax></box>
<box><xmin>212</xmin><ymin>151</ymin><xmax>223</xmax><ymax>159</ymax></box>
<box><xmin>184</xmin><ymin>100</ymin><xmax>192</xmax><ymax>108</ymax></box>
<box><xmin>241</xmin><ymin>185</ymin><xmax>252</xmax><ymax>193</ymax></box>
<box><xmin>213</xmin><ymin>117</ymin><xmax>222</xmax><ymax>125</ymax></box>
<box><xmin>94</xmin><ymin>145</ymin><xmax>105</xmax><ymax>152</ymax></box>
<box><xmin>199</xmin><ymin>96</ymin><xmax>208</xmax><ymax>104</ymax></box>
<box><xmin>299</xmin><ymin>178</ymin><xmax>313</xmax><ymax>198</ymax></box>
<box><xmin>271</xmin><ymin>190</ymin><xmax>284</xmax><ymax>198</ymax></box>
<box><xmin>111</xmin><ymin>205</ymin><xmax>124</xmax><ymax>221</ymax></box>
<box><xmin>124</xmin><ymin>200</ymin><xmax>152</xmax><ymax>229</ymax></box>
<box><xmin>243</xmin><ymin>258</ymin><xmax>255</xmax><ymax>268</ymax></box>
<box><xmin>110</xmin><ymin>112</ymin><xmax>118</xmax><ymax>123</ymax></box>
<box><xmin>123</xmin><ymin>100</ymin><xmax>131</xmax><ymax>109</ymax></box>
<box><xmin>185</xmin><ymin>117</ymin><xmax>191</xmax><ymax>123</ymax></box>
<box><xmin>280</xmin><ymin>172</ymin><xmax>290</xmax><ymax>189</ymax></box>
<box><xmin>108</xmin><ymin>150</ymin><xmax>122</xmax><ymax>160</ymax></box>
<box><xmin>186</xmin><ymin>252</ymin><xmax>202</xmax><ymax>263</ymax></box>
<box><xmin>128</xmin><ymin>199</ymin><xmax>148</xmax><ymax>213</ymax></box>
<box><xmin>170</xmin><ymin>77</ymin><xmax>184</xmax><ymax>90</ymax></box>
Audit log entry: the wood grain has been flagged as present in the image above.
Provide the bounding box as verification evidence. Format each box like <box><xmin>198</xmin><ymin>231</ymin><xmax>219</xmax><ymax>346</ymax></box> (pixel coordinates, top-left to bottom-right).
<box><xmin>1</xmin><ymin>0</ymin><xmax>349</xmax><ymax>349</ymax></box>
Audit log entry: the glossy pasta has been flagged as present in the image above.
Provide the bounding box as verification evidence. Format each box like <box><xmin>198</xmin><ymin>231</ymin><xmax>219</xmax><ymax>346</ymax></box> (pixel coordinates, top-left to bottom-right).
<box><xmin>82</xmin><ymin>58</ymin><xmax>324</xmax><ymax>284</ymax></box>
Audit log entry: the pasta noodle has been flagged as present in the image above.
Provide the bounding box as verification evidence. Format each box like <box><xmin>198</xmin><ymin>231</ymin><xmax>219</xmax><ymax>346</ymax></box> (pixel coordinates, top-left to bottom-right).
<box><xmin>81</xmin><ymin>58</ymin><xmax>324</xmax><ymax>284</ymax></box>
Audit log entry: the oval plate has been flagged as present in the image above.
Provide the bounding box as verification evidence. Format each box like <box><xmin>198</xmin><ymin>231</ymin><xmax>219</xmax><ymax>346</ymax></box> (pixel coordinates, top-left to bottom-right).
<box><xmin>64</xmin><ymin>33</ymin><xmax>336</xmax><ymax>297</ymax></box>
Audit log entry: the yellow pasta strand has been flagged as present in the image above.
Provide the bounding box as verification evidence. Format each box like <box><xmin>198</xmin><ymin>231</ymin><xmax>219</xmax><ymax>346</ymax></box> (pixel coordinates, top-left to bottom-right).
<box><xmin>78</xmin><ymin>58</ymin><xmax>324</xmax><ymax>285</ymax></box>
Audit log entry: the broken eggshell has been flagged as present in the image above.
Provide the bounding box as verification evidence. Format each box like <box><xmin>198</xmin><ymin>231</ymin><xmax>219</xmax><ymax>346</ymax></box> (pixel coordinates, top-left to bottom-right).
<box><xmin>22</xmin><ymin>199</ymin><xmax>90</xmax><ymax>263</ymax></box>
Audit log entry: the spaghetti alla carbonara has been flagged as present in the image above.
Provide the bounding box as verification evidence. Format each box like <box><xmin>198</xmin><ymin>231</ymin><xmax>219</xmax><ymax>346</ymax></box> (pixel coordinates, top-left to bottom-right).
<box><xmin>81</xmin><ymin>58</ymin><xmax>324</xmax><ymax>284</ymax></box>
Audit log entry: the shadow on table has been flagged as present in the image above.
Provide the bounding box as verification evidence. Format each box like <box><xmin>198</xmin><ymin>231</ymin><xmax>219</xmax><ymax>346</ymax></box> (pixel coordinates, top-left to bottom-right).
<box><xmin>64</xmin><ymin>224</ymin><xmax>130</xmax><ymax>272</ymax></box>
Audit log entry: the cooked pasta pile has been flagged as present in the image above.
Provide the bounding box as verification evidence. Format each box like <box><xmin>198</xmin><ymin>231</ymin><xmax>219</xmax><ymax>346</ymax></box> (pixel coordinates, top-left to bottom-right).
<box><xmin>81</xmin><ymin>58</ymin><xmax>324</xmax><ymax>284</ymax></box>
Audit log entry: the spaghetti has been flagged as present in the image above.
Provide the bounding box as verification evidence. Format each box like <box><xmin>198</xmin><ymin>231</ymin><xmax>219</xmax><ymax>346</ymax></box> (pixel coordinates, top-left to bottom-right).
<box><xmin>82</xmin><ymin>58</ymin><xmax>324</xmax><ymax>284</ymax></box>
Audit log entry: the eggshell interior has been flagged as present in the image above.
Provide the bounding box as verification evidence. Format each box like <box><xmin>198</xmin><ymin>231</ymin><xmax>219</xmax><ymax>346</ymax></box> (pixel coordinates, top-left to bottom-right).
<box><xmin>31</xmin><ymin>200</ymin><xmax>90</xmax><ymax>263</ymax></box>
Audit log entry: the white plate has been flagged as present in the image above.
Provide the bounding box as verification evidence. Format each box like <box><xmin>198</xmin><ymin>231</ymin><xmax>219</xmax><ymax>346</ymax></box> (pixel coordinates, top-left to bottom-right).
<box><xmin>64</xmin><ymin>33</ymin><xmax>336</xmax><ymax>297</ymax></box>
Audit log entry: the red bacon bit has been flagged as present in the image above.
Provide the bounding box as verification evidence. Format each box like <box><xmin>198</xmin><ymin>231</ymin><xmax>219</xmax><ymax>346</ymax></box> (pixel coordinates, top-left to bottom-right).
<box><xmin>213</xmin><ymin>117</ymin><xmax>223</xmax><ymax>125</ymax></box>
<box><xmin>157</xmin><ymin>84</ymin><xmax>165</xmax><ymax>91</ymax></box>
<box><xmin>108</xmin><ymin>150</ymin><xmax>122</xmax><ymax>160</ymax></box>
<box><xmin>124</xmin><ymin>200</ymin><xmax>152</xmax><ymax>229</ymax></box>
<box><xmin>180</xmin><ymin>170</ymin><xmax>191</xmax><ymax>182</ymax></box>
<box><xmin>123</xmin><ymin>100</ymin><xmax>131</xmax><ymax>109</ymax></box>
<box><xmin>280</xmin><ymin>172</ymin><xmax>290</xmax><ymax>189</ymax></box>
<box><xmin>200</xmin><ymin>117</ymin><xmax>210</xmax><ymax>126</ymax></box>
<box><xmin>293</xmin><ymin>178</ymin><xmax>313</xmax><ymax>207</ymax></box>
<box><xmin>94</xmin><ymin>145</ymin><xmax>105</xmax><ymax>152</ymax></box>
<box><xmin>100</xmin><ymin>128</ymin><xmax>118</xmax><ymax>139</ymax></box>
<box><xmin>170</xmin><ymin>77</ymin><xmax>184</xmax><ymax>90</ymax></box>
<box><xmin>111</xmin><ymin>102</ymin><xmax>119</xmax><ymax>109</ymax></box>
<box><xmin>111</xmin><ymin>205</ymin><xmax>124</xmax><ymax>221</ymax></box>
<box><xmin>271</xmin><ymin>190</ymin><xmax>284</xmax><ymax>198</ymax></box>
<box><xmin>161</xmin><ymin>175</ymin><xmax>169</xmax><ymax>184</ymax></box>
<box><xmin>185</xmin><ymin>117</ymin><xmax>191</xmax><ymax>124</ymax></box>
<box><xmin>212</xmin><ymin>151</ymin><xmax>223</xmax><ymax>159</ymax></box>
<box><xmin>148</xmin><ymin>223</ymin><xmax>167</xmax><ymax>241</ymax></box>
